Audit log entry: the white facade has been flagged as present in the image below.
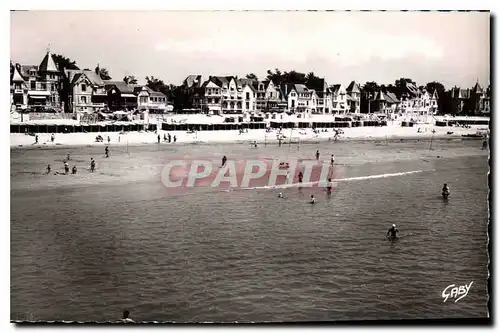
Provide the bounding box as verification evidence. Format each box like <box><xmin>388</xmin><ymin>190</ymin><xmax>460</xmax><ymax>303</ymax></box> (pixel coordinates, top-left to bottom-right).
<box><xmin>400</xmin><ymin>89</ymin><xmax>438</xmax><ymax>117</ymax></box>
<box><xmin>329</xmin><ymin>84</ymin><xmax>348</xmax><ymax>114</ymax></box>
<box><xmin>137</xmin><ymin>86</ymin><xmax>167</xmax><ymax>111</ymax></box>
<box><xmin>242</xmin><ymin>84</ymin><xmax>256</xmax><ymax>113</ymax></box>
<box><xmin>287</xmin><ymin>85</ymin><xmax>317</xmax><ymax>113</ymax></box>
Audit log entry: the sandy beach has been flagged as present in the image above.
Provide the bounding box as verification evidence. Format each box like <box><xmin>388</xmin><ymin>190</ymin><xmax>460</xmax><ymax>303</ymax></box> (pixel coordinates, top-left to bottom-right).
<box><xmin>10</xmin><ymin>121</ymin><xmax>488</xmax><ymax>149</ymax></box>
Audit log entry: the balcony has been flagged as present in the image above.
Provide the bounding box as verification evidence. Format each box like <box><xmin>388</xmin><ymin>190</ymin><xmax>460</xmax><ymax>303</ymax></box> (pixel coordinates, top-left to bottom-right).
<box><xmin>14</xmin><ymin>89</ymin><xmax>24</xmax><ymax>94</ymax></box>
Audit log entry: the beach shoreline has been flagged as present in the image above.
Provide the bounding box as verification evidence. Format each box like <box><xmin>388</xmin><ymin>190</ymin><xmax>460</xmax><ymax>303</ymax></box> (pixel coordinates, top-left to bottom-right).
<box><xmin>10</xmin><ymin>123</ymin><xmax>487</xmax><ymax>150</ymax></box>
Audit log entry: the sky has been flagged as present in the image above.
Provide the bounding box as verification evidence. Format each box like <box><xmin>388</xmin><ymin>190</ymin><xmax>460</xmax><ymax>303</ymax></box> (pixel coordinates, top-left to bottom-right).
<box><xmin>10</xmin><ymin>10</ymin><xmax>490</xmax><ymax>89</ymax></box>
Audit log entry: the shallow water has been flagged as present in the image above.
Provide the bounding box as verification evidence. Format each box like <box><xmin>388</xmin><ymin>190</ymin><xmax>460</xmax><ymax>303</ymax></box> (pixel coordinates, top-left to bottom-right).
<box><xmin>11</xmin><ymin>139</ymin><xmax>490</xmax><ymax>322</ymax></box>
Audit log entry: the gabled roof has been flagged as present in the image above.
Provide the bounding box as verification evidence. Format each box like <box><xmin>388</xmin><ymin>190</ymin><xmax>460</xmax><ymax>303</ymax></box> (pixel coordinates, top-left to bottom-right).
<box><xmin>329</xmin><ymin>84</ymin><xmax>341</xmax><ymax>94</ymax></box>
<box><xmin>184</xmin><ymin>75</ymin><xmax>203</xmax><ymax>88</ymax></box>
<box><xmin>385</xmin><ymin>92</ymin><xmax>400</xmax><ymax>103</ymax></box>
<box><xmin>71</xmin><ymin>70</ymin><xmax>104</xmax><ymax>86</ymax></box>
<box><xmin>203</xmin><ymin>80</ymin><xmax>221</xmax><ymax>89</ymax></box>
<box><xmin>294</xmin><ymin>84</ymin><xmax>309</xmax><ymax>93</ymax></box>
<box><xmin>104</xmin><ymin>80</ymin><xmax>135</xmax><ymax>94</ymax></box>
<box><xmin>38</xmin><ymin>52</ymin><xmax>59</xmax><ymax>73</ymax></box>
<box><xmin>472</xmin><ymin>82</ymin><xmax>483</xmax><ymax>93</ymax></box>
<box><xmin>140</xmin><ymin>86</ymin><xmax>166</xmax><ymax>98</ymax></box>
<box><xmin>242</xmin><ymin>83</ymin><xmax>256</xmax><ymax>92</ymax></box>
<box><xmin>238</xmin><ymin>78</ymin><xmax>257</xmax><ymax>87</ymax></box>
<box><xmin>346</xmin><ymin>81</ymin><xmax>360</xmax><ymax>94</ymax></box>
<box><xmin>11</xmin><ymin>66</ymin><xmax>25</xmax><ymax>82</ymax></box>
<box><xmin>211</xmin><ymin>76</ymin><xmax>229</xmax><ymax>86</ymax></box>
<box><xmin>306</xmin><ymin>78</ymin><xmax>327</xmax><ymax>92</ymax></box>
<box><xmin>21</xmin><ymin>65</ymin><xmax>38</xmax><ymax>78</ymax></box>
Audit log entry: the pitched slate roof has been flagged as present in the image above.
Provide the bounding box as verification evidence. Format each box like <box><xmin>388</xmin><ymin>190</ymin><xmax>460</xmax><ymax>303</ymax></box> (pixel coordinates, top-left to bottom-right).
<box><xmin>346</xmin><ymin>81</ymin><xmax>360</xmax><ymax>94</ymax></box>
<box><xmin>71</xmin><ymin>70</ymin><xmax>105</xmax><ymax>86</ymax></box>
<box><xmin>184</xmin><ymin>75</ymin><xmax>203</xmax><ymax>88</ymax></box>
<box><xmin>11</xmin><ymin>66</ymin><xmax>25</xmax><ymax>82</ymax></box>
<box><xmin>306</xmin><ymin>78</ymin><xmax>327</xmax><ymax>92</ymax></box>
<box><xmin>385</xmin><ymin>92</ymin><xmax>400</xmax><ymax>103</ymax></box>
<box><xmin>38</xmin><ymin>52</ymin><xmax>59</xmax><ymax>72</ymax></box>
<box><xmin>237</xmin><ymin>78</ymin><xmax>257</xmax><ymax>87</ymax></box>
<box><xmin>472</xmin><ymin>82</ymin><xmax>483</xmax><ymax>93</ymax></box>
<box><xmin>21</xmin><ymin>65</ymin><xmax>38</xmax><ymax>78</ymax></box>
<box><xmin>104</xmin><ymin>80</ymin><xmax>135</xmax><ymax>94</ymax></box>
<box><xmin>294</xmin><ymin>84</ymin><xmax>308</xmax><ymax>93</ymax></box>
<box><xmin>141</xmin><ymin>86</ymin><xmax>166</xmax><ymax>97</ymax></box>
<box><xmin>329</xmin><ymin>84</ymin><xmax>341</xmax><ymax>94</ymax></box>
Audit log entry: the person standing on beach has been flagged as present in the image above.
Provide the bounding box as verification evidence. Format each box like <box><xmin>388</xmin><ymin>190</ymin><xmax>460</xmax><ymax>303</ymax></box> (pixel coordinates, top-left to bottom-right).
<box><xmin>51</xmin><ymin>133</ymin><xmax>55</xmax><ymax>143</ymax></box>
<box><xmin>316</xmin><ymin>150</ymin><xmax>320</xmax><ymax>160</ymax></box>
<box><xmin>35</xmin><ymin>135</ymin><xmax>39</xmax><ymax>144</ymax></box>
<box><xmin>105</xmin><ymin>146</ymin><xmax>109</xmax><ymax>158</ymax></box>
<box><xmin>164</xmin><ymin>133</ymin><xmax>167</xmax><ymax>142</ymax></box>
<box><xmin>221</xmin><ymin>155</ymin><xmax>227</xmax><ymax>167</ymax></box>
<box><xmin>173</xmin><ymin>135</ymin><xmax>177</xmax><ymax>143</ymax></box>
<box><xmin>298</xmin><ymin>171</ymin><xmax>303</xmax><ymax>183</ymax></box>
<box><xmin>330</xmin><ymin>154</ymin><xmax>335</xmax><ymax>165</ymax></box>
<box><xmin>107</xmin><ymin>136</ymin><xmax>111</xmax><ymax>144</ymax></box>
<box><xmin>168</xmin><ymin>133</ymin><xmax>172</xmax><ymax>143</ymax></box>
<box><xmin>157</xmin><ymin>134</ymin><xmax>160</xmax><ymax>144</ymax></box>
<box><xmin>90</xmin><ymin>158</ymin><xmax>96</xmax><ymax>173</ymax></box>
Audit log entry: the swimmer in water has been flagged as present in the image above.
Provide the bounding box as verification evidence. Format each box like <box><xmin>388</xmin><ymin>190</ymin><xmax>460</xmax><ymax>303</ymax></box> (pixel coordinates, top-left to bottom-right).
<box><xmin>278</xmin><ymin>192</ymin><xmax>283</xmax><ymax>198</ymax></box>
<box><xmin>316</xmin><ymin>150</ymin><xmax>320</xmax><ymax>160</ymax></box>
<box><xmin>221</xmin><ymin>155</ymin><xmax>227</xmax><ymax>167</ymax></box>
<box><xmin>72</xmin><ymin>165</ymin><xmax>77</xmax><ymax>174</ymax></box>
<box><xmin>310</xmin><ymin>195</ymin><xmax>316</xmax><ymax>204</ymax></box>
<box><xmin>46</xmin><ymin>164</ymin><xmax>51</xmax><ymax>174</ymax></box>
<box><xmin>330</xmin><ymin>154</ymin><xmax>335</xmax><ymax>165</ymax></box>
<box><xmin>386</xmin><ymin>224</ymin><xmax>399</xmax><ymax>239</ymax></box>
<box><xmin>326</xmin><ymin>178</ymin><xmax>332</xmax><ymax>194</ymax></box>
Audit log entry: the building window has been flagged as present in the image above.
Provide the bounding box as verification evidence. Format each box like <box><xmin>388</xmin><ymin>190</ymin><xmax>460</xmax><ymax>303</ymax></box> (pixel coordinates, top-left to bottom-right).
<box><xmin>81</xmin><ymin>96</ymin><xmax>87</xmax><ymax>104</ymax></box>
<box><xmin>246</xmin><ymin>92</ymin><xmax>250</xmax><ymax>99</ymax></box>
<box><xmin>246</xmin><ymin>102</ymin><xmax>249</xmax><ymax>109</ymax></box>
<box><xmin>81</xmin><ymin>84</ymin><xmax>87</xmax><ymax>92</ymax></box>
<box><xmin>41</xmin><ymin>83</ymin><xmax>46</xmax><ymax>90</ymax></box>
<box><xmin>31</xmin><ymin>81</ymin><xmax>36</xmax><ymax>90</ymax></box>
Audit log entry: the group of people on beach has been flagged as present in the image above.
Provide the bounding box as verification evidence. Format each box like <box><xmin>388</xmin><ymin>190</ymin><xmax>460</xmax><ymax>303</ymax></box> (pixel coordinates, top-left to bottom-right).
<box><xmin>45</xmin><ymin>146</ymin><xmax>106</xmax><ymax>175</ymax></box>
<box><xmin>157</xmin><ymin>133</ymin><xmax>177</xmax><ymax>144</ymax></box>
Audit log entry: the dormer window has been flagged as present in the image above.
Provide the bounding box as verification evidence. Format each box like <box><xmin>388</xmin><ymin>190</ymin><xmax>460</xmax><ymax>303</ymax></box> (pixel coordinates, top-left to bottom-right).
<box><xmin>81</xmin><ymin>84</ymin><xmax>87</xmax><ymax>92</ymax></box>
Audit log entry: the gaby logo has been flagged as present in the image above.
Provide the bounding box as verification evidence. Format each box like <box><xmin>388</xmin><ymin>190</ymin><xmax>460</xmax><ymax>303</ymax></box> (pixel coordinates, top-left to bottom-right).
<box><xmin>442</xmin><ymin>281</ymin><xmax>473</xmax><ymax>303</ymax></box>
<box><xmin>159</xmin><ymin>157</ymin><xmax>342</xmax><ymax>192</ymax></box>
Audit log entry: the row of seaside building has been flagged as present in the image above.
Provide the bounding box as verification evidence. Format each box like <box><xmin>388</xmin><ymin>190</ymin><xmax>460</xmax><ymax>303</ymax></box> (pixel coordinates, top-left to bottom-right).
<box><xmin>10</xmin><ymin>51</ymin><xmax>491</xmax><ymax>117</ymax></box>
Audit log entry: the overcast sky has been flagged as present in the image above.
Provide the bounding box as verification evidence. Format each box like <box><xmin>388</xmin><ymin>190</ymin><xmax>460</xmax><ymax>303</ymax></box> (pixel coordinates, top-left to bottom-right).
<box><xmin>10</xmin><ymin>11</ymin><xmax>490</xmax><ymax>88</ymax></box>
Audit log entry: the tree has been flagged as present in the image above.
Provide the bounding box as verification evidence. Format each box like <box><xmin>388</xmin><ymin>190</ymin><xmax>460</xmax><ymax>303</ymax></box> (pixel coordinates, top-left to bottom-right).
<box><xmin>394</xmin><ymin>77</ymin><xmax>416</xmax><ymax>99</ymax></box>
<box><xmin>123</xmin><ymin>75</ymin><xmax>138</xmax><ymax>85</ymax></box>
<box><xmin>52</xmin><ymin>54</ymin><xmax>80</xmax><ymax>71</ymax></box>
<box><xmin>266</xmin><ymin>68</ymin><xmax>283</xmax><ymax>85</ymax></box>
<box><xmin>245</xmin><ymin>73</ymin><xmax>258</xmax><ymax>80</ymax></box>
<box><xmin>95</xmin><ymin>65</ymin><xmax>112</xmax><ymax>80</ymax></box>
<box><xmin>361</xmin><ymin>81</ymin><xmax>380</xmax><ymax>113</ymax></box>
<box><xmin>145</xmin><ymin>76</ymin><xmax>166</xmax><ymax>93</ymax></box>
<box><xmin>99</xmin><ymin>68</ymin><xmax>112</xmax><ymax>80</ymax></box>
